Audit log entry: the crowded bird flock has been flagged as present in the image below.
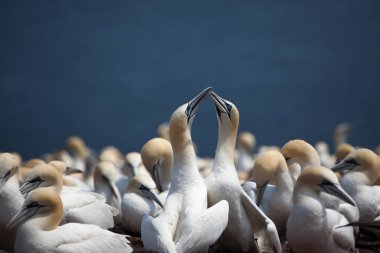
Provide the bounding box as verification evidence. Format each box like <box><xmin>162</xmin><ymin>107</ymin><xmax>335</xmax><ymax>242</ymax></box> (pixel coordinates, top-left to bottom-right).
<box><xmin>0</xmin><ymin>87</ymin><xmax>379</xmax><ymax>253</ymax></box>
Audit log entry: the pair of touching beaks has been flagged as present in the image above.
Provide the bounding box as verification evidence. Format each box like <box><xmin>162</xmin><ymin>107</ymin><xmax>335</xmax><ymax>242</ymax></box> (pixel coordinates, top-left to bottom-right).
<box><xmin>184</xmin><ymin>87</ymin><xmax>233</xmax><ymax>124</ymax></box>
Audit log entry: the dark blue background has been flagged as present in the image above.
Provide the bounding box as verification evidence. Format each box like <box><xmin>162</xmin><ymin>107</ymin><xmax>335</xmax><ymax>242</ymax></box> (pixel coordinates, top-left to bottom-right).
<box><xmin>1</xmin><ymin>1</ymin><xmax>379</xmax><ymax>159</ymax></box>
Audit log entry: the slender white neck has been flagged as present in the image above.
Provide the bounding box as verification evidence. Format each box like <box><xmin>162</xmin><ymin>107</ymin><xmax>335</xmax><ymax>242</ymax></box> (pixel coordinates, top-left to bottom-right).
<box><xmin>169</xmin><ymin>126</ymin><xmax>203</xmax><ymax>193</ymax></box>
<box><xmin>213</xmin><ymin>125</ymin><xmax>237</xmax><ymax>172</ymax></box>
<box><xmin>172</xmin><ymin>139</ymin><xmax>199</xmax><ymax>178</ymax></box>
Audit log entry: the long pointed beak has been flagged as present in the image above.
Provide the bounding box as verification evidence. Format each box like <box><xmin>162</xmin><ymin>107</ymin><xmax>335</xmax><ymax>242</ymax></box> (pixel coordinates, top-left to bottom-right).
<box><xmin>0</xmin><ymin>166</ymin><xmax>18</xmax><ymax>188</ymax></box>
<box><xmin>256</xmin><ymin>180</ymin><xmax>269</xmax><ymax>206</ymax></box>
<box><xmin>6</xmin><ymin>205</ymin><xmax>40</xmax><ymax>230</ymax></box>
<box><xmin>19</xmin><ymin>180</ymin><xmax>42</xmax><ymax>197</ymax></box>
<box><xmin>210</xmin><ymin>91</ymin><xmax>231</xmax><ymax>120</ymax></box>
<box><xmin>139</xmin><ymin>184</ymin><xmax>164</xmax><ymax>208</ymax></box>
<box><xmin>65</xmin><ymin>167</ymin><xmax>84</xmax><ymax>175</ymax></box>
<box><xmin>320</xmin><ymin>181</ymin><xmax>356</xmax><ymax>206</ymax></box>
<box><xmin>152</xmin><ymin>163</ymin><xmax>162</xmax><ymax>192</ymax></box>
<box><xmin>102</xmin><ymin>175</ymin><xmax>121</xmax><ymax>203</ymax></box>
<box><xmin>331</xmin><ymin>162</ymin><xmax>357</xmax><ymax>173</ymax></box>
<box><xmin>186</xmin><ymin>87</ymin><xmax>212</xmax><ymax>122</ymax></box>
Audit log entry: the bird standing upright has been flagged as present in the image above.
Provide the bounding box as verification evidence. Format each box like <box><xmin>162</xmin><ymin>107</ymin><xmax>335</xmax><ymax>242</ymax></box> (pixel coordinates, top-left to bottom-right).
<box><xmin>141</xmin><ymin>87</ymin><xmax>229</xmax><ymax>253</ymax></box>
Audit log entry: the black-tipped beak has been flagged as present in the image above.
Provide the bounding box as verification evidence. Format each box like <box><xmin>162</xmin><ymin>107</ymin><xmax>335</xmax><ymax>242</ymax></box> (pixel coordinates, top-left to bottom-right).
<box><xmin>6</xmin><ymin>204</ymin><xmax>40</xmax><ymax>230</ymax></box>
<box><xmin>210</xmin><ymin>91</ymin><xmax>231</xmax><ymax>120</ymax></box>
<box><xmin>319</xmin><ymin>180</ymin><xmax>356</xmax><ymax>206</ymax></box>
<box><xmin>139</xmin><ymin>184</ymin><xmax>164</xmax><ymax>208</ymax></box>
<box><xmin>185</xmin><ymin>87</ymin><xmax>212</xmax><ymax>123</ymax></box>
<box><xmin>65</xmin><ymin>167</ymin><xmax>84</xmax><ymax>175</ymax></box>
<box><xmin>331</xmin><ymin>160</ymin><xmax>358</xmax><ymax>173</ymax></box>
<box><xmin>256</xmin><ymin>180</ymin><xmax>269</xmax><ymax>206</ymax></box>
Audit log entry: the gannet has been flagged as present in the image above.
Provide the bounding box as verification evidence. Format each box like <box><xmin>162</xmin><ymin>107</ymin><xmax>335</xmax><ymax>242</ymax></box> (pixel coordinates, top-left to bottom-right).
<box><xmin>335</xmin><ymin>143</ymin><xmax>354</xmax><ymax>164</ymax></box>
<box><xmin>236</xmin><ymin>131</ymin><xmax>256</xmax><ymax>172</ymax></box>
<box><xmin>47</xmin><ymin>160</ymin><xmax>88</xmax><ymax>190</ymax></box>
<box><xmin>121</xmin><ymin>174</ymin><xmax>163</xmax><ymax>234</ymax></box>
<box><xmin>205</xmin><ymin>91</ymin><xmax>281</xmax><ymax>253</ymax></box>
<box><xmin>65</xmin><ymin>136</ymin><xmax>89</xmax><ymax>172</ymax></box>
<box><xmin>19</xmin><ymin>158</ymin><xmax>45</xmax><ymax>184</ymax></box>
<box><xmin>281</xmin><ymin>139</ymin><xmax>321</xmax><ymax>183</ymax></box>
<box><xmin>99</xmin><ymin>146</ymin><xmax>124</xmax><ymax>170</ymax></box>
<box><xmin>141</xmin><ymin>87</ymin><xmax>229</xmax><ymax>253</ymax></box>
<box><xmin>287</xmin><ymin>166</ymin><xmax>356</xmax><ymax>253</ymax></box>
<box><xmin>334</xmin><ymin>122</ymin><xmax>356</xmax><ymax>149</ymax></box>
<box><xmin>65</xmin><ymin>136</ymin><xmax>97</xmax><ymax>188</ymax></box>
<box><xmin>0</xmin><ymin>153</ymin><xmax>23</xmax><ymax>252</ymax></box>
<box><xmin>141</xmin><ymin>137</ymin><xmax>173</xmax><ymax>193</ymax></box>
<box><xmin>20</xmin><ymin>162</ymin><xmax>117</xmax><ymax>229</ymax></box>
<box><xmin>43</xmin><ymin>150</ymin><xmax>74</xmax><ymax>170</ymax></box>
<box><xmin>123</xmin><ymin>152</ymin><xmax>148</xmax><ymax>177</ymax></box>
<box><xmin>332</xmin><ymin>148</ymin><xmax>380</xmax><ymax>223</ymax></box>
<box><xmin>243</xmin><ymin>150</ymin><xmax>294</xmax><ymax>238</ymax></box>
<box><xmin>6</xmin><ymin>188</ymin><xmax>132</xmax><ymax>253</ymax></box>
<box><xmin>315</xmin><ymin>141</ymin><xmax>336</xmax><ymax>168</ymax></box>
<box><xmin>116</xmin><ymin>152</ymin><xmax>149</xmax><ymax>196</ymax></box>
<box><xmin>94</xmin><ymin>161</ymin><xmax>123</xmax><ymax>224</ymax></box>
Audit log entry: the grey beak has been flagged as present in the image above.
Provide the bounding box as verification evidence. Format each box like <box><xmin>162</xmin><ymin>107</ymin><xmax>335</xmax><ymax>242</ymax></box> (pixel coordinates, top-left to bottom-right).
<box><xmin>19</xmin><ymin>177</ymin><xmax>43</xmax><ymax>197</ymax></box>
<box><xmin>256</xmin><ymin>180</ymin><xmax>270</xmax><ymax>206</ymax></box>
<box><xmin>152</xmin><ymin>162</ymin><xmax>162</xmax><ymax>192</ymax></box>
<box><xmin>6</xmin><ymin>204</ymin><xmax>40</xmax><ymax>230</ymax></box>
<box><xmin>101</xmin><ymin>175</ymin><xmax>121</xmax><ymax>203</ymax></box>
<box><xmin>320</xmin><ymin>180</ymin><xmax>356</xmax><ymax>206</ymax></box>
<box><xmin>0</xmin><ymin>166</ymin><xmax>18</xmax><ymax>188</ymax></box>
<box><xmin>139</xmin><ymin>184</ymin><xmax>164</xmax><ymax>208</ymax></box>
<box><xmin>210</xmin><ymin>91</ymin><xmax>231</xmax><ymax>120</ymax></box>
<box><xmin>331</xmin><ymin>161</ymin><xmax>357</xmax><ymax>173</ymax></box>
<box><xmin>185</xmin><ymin>87</ymin><xmax>212</xmax><ymax>123</ymax></box>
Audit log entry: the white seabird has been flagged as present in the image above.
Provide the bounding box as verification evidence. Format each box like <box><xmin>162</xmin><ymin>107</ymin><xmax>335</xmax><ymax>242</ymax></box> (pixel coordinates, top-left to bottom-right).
<box><xmin>287</xmin><ymin>166</ymin><xmax>356</xmax><ymax>253</ymax></box>
<box><xmin>6</xmin><ymin>188</ymin><xmax>132</xmax><ymax>253</ymax></box>
<box><xmin>205</xmin><ymin>91</ymin><xmax>281</xmax><ymax>253</ymax></box>
<box><xmin>121</xmin><ymin>174</ymin><xmax>163</xmax><ymax>234</ymax></box>
<box><xmin>20</xmin><ymin>162</ymin><xmax>118</xmax><ymax>229</ymax></box>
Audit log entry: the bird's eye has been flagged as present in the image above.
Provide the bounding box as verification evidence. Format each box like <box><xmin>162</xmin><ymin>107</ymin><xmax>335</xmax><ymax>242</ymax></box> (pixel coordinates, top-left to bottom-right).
<box><xmin>27</xmin><ymin>201</ymin><xmax>40</xmax><ymax>208</ymax></box>
<box><xmin>345</xmin><ymin>158</ymin><xmax>359</xmax><ymax>165</ymax></box>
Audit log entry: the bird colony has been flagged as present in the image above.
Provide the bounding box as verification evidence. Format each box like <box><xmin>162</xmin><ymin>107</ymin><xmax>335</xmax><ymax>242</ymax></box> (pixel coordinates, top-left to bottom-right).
<box><xmin>0</xmin><ymin>87</ymin><xmax>379</xmax><ymax>253</ymax></box>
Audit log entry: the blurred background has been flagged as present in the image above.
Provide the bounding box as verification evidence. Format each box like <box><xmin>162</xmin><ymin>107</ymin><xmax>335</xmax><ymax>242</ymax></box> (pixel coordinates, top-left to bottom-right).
<box><xmin>1</xmin><ymin>1</ymin><xmax>379</xmax><ymax>159</ymax></box>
